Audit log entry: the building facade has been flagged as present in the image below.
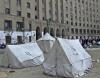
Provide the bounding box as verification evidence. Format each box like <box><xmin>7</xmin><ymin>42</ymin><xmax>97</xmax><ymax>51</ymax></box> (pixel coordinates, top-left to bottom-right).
<box><xmin>0</xmin><ymin>0</ymin><xmax>100</xmax><ymax>43</ymax></box>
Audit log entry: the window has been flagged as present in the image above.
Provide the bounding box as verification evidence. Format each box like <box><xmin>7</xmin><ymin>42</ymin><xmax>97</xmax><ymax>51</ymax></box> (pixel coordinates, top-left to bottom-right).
<box><xmin>79</xmin><ymin>17</ymin><xmax>81</xmax><ymax>21</ymax></box>
<box><xmin>87</xmin><ymin>17</ymin><xmax>89</xmax><ymax>22</ymax></box>
<box><xmin>43</xmin><ymin>17</ymin><xmax>45</xmax><ymax>20</ymax></box>
<box><xmin>16</xmin><ymin>22</ymin><xmax>23</xmax><ymax>31</ymax></box>
<box><xmin>4</xmin><ymin>20</ymin><xmax>12</xmax><ymax>31</ymax></box>
<box><xmin>71</xmin><ymin>22</ymin><xmax>73</xmax><ymax>25</ymax></box>
<box><xmin>94</xmin><ymin>25</ymin><xmax>96</xmax><ymax>28</ymax></box>
<box><xmin>70</xmin><ymin>2</ymin><xmax>72</xmax><ymax>6</ymax></box>
<box><xmin>79</xmin><ymin>29</ymin><xmax>82</xmax><ymax>34</ymax></box>
<box><xmin>29</xmin><ymin>23</ymin><xmax>32</xmax><ymax>31</ymax></box>
<box><xmin>83</xmin><ymin>17</ymin><xmax>85</xmax><ymax>22</ymax></box>
<box><xmin>35</xmin><ymin>6</ymin><xmax>37</xmax><ymax>11</ymax></box>
<box><xmin>27</xmin><ymin>2</ymin><xmax>30</xmax><ymax>8</ymax></box>
<box><xmin>97</xmin><ymin>30</ymin><xmax>99</xmax><ymax>34</ymax></box>
<box><xmin>66</xmin><ymin>21</ymin><xmax>68</xmax><ymax>24</ymax></box>
<box><xmin>16</xmin><ymin>0</ymin><xmax>21</xmax><ymax>6</ymax></box>
<box><xmin>17</xmin><ymin>11</ymin><xmax>21</xmax><ymax>16</ymax></box>
<box><xmin>66</xmin><ymin>7</ymin><xmax>68</xmax><ymax>11</ymax></box>
<box><xmin>5</xmin><ymin>8</ymin><xmax>10</xmax><ymax>14</ymax></box>
<box><xmin>71</xmin><ymin>28</ymin><xmax>74</xmax><ymax>34</ymax></box>
<box><xmin>87</xmin><ymin>29</ymin><xmax>89</xmax><ymax>34</ymax></box>
<box><xmin>91</xmin><ymin>24</ymin><xmax>92</xmax><ymax>27</ymax></box>
<box><xmin>75</xmin><ymin>22</ymin><xmax>77</xmax><ymax>26</ymax></box>
<box><xmin>87</xmin><ymin>24</ymin><xmax>89</xmax><ymax>27</ymax></box>
<box><xmin>61</xmin><ymin>20</ymin><xmax>63</xmax><ymax>23</ymax></box>
<box><xmin>75</xmin><ymin>9</ymin><xmax>77</xmax><ymax>15</ymax></box>
<box><xmin>82</xmin><ymin>0</ymin><xmax>84</xmax><ymax>3</ymax></box>
<box><xmin>27</xmin><ymin>13</ymin><xmax>31</xmax><ymax>18</ymax></box>
<box><xmin>83</xmin><ymin>29</ymin><xmax>86</xmax><ymax>34</ymax></box>
<box><xmin>83</xmin><ymin>23</ymin><xmax>85</xmax><ymax>27</ymax></box>
<box><xmin>71</xmin><ymin>18</ymin><xmax>73</xmax><ymax>20</ymax></box>
<box><xmin>94</xmin><ymin>30</ymin><xmax>96</xmax><ymax>34</ymax></box>
<box><xmin>76</xmin><ymin>36</ymin><xmax>78</xmax><ymax>39</ymax></box>
<box><xmin>75</xmin><ymin>29</ymin><xmax>78</xmax><ymax>34</ymax></box>
<box><xmin>79</xmin><ymin>23</ymin><xmax>81</xmax><ymax>26</ymax></box>
<box><xmin>91</xmin><ymin>30</ymin><xmax>93</xmax><ymax>34</ymax></box>
<box><xmin>75</xmin><ymin>16</ymin><xmax>77</xmax><ymax>19</ymax></box>
<box><xmin>35</xmin><ymin>15</ymin><xmax>38</xmax><ymax>19</ymax></box>
<box><xmin>66</xmin><ymin>14</ymin><xmax>68</xmax><ymax>17</ymax></box>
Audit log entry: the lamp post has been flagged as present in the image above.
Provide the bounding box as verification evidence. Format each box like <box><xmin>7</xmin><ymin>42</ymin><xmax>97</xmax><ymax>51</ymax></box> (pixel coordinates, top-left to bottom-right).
<box><xmin>46</xmin><ymin>19</ymin><xmax>51</xmax><ymax>34</ymax></box>
<box><xmin>22</xmin><ymin>17</ymin><xmax>25</xmax><ymax>43</ymax></box>
<box><xmin>21</xmin><ymin>27</ymin><xmax>25</xmax><ymax>44</ymax></box>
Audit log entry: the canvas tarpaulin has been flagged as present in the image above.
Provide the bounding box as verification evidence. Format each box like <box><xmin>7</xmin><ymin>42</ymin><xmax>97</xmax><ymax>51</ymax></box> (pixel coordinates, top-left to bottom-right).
<box><xmin>0</xmin><ymin>42</ymin><xmax>44</xmax><ymax>68</ymax></box>
<box><xmin>43</xmin><ymin>38</ymin><xmax>92</xmax><ymax>78</ymax></box>
<box><xmin>68</xmin><ymin>39</ymin><xmax>92</xmax><ymax>71</ymax></box>
<box><xmin>37</xmin><ymin>33</ymin><xmax>55</xmax><ymax>53</ymax></box>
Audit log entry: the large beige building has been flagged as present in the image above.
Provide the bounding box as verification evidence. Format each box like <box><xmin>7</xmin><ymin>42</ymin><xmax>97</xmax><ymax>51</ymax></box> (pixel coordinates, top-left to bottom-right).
<box><xmin>0</xmin><ymin>0</ymin><xmax>100</xmax><ymax>43</ymax></box>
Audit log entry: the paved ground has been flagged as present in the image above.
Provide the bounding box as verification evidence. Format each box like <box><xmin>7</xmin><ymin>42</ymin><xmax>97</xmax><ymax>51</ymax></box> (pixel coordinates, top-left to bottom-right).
<box><xmin>83</xmin><ymin>48</ymin><xmax>100</xmax><ymax>78</ymax></box>
<box><xmin>0</xmin><ymin>48</ymin><xmax>100</xmax><ymax>78</ymax></box>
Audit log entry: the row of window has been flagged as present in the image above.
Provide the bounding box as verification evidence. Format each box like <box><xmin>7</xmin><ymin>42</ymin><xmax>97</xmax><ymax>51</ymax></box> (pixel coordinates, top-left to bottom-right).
<box><xmin>4</xmin><ymin>20</ymin><xmax>32</xmax><ymax>31</ymax></box>
<box><xmin>17</xmin><ymin>0</ymin><xmax>30</xmax><ymax>8</ymax></box>
<box><xmin>65</xmin><ymin>0</ymin><xmax>99</xmax><ymax>24</ymax></box>
<box><xmin>66</xmin><ymin>21</ymin><xmax>99</xmax><ymax>28</ymax></box>
<box><xmin>66</xmin><ymin>9</ymin><xmax>98</xmax><ymax>20</ymax></box>
<box><xmin>5</xmin><ymin>0</ymin><xmax>31</xmax><ymax>18</ymax></box>
<box><xmin>71</xmin><ymin>28</ymin><xmax>100</xmax><ymax>35</ymax></box>
<box><xmin>5</xmin><ymin>8</ymin><xmax>31</xmax><ymax>18</ymax></box>
<box><xmin>66</xmin><ymin>14</ymin><xmax>97</xmax><ymax>23</ymax></box>
<box><xmin>5</xmin><ymin>35</ymin><xmax>32</xmax><ymax>44</ymax></box>
<box><xmin>65</xmin><ymin>0</ymin><xmax>98</xmax><ymax>4</ymax></box>
<box><xmin>4</xmin><ymin>0</ymin><xmax>99</xmax><ymax>24</ymax></box>
<box><xmin>67</xmin><ymin>7</ymin><xmax>98</xmax><ymax>14</ymax></box>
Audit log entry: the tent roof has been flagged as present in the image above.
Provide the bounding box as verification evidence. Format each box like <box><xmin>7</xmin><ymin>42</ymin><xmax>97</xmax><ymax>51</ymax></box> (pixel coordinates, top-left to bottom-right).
<box><xmin>38</xmin><ymin>33</ymin><xmax>55</xmax><ymax>41</ymax></box>
<box><xmin>57</xmin><ymin>38</ymin><xmax>91</xmax><ymax>64</ymax></box>
<box><xmin>7</xmin><ymin>42</ymin><xmax>44</xmax><ymax>63</ymax></box>
<box><xmin>68</xmin><ymin>39</ymin><xmax>91</xmax><ymax>59</ymax></box>
<box><xmin>43</xmin><ymin>38</ymin><xmax>92</xmax><ymax>77</ymax></box>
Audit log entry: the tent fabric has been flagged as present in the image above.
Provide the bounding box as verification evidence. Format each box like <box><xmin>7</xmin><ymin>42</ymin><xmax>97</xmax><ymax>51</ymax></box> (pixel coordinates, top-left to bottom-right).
<box><xmin>38</xmin><ymin>33</ymin><xmax>55</xmax><ymax>41</ymax></box>
<box><xmin>37</xmin><ymin>33</ymin><xmax>55</xmax><ymax>53</ymax></box>
<box><xmin>0</xmin><ymin>42</ymin><xmax>44</xmax><ymax>68</ymax></box>
<box><xmin>43</xmin><ymin>38</ymin><xmax>92</xmax><ymax>78</ymax></box>
<box><xmin>68</xmin><ymin>39</ymin><xmax>92</xmax><ymax>70</ymax></box>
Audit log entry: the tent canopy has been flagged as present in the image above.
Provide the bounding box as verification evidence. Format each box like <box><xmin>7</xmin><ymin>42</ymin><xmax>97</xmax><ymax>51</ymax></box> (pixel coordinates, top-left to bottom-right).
<box><xmin>0</xmin><ymin>42</ymin><xmax>44</xmax><ymax>68</ymax></box>
<box><xmin>43</xmin><ymin>38</ymin><xmax>92</xmax><ymax>78</ymax></box>
<box><xmin>37</xmin><ymin>33</ymin><xmax>55</xmax><ymax>53</ymax></box>
<box><xmin>38</xmin><ymin>33</ymin><xmax>55</xmax><ymax>41</ymax></box>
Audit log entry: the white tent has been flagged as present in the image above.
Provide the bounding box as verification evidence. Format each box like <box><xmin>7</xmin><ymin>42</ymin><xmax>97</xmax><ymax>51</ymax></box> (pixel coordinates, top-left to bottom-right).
<box><xmin>68</xmin><ymin>39</ymin><xmax>92</xmax><ymax>70</ymax></box>
<box><xmin>37</xmin><ymin>33</ymin><xmax>55</xmax><ymax>53</ymax></box>
<box><xmin>43</xmin><ymin>38</ymin><xmax>92</xmax><ymax>78</ymax></box>
<box><xmin>0</xmin><ymin>42</ymin><xmax>44</xmax><ymax>68</ymax></box>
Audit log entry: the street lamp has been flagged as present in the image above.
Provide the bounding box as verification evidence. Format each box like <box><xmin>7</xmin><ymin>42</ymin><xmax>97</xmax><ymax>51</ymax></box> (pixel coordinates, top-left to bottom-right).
<box><xmin>22</xmin><ymin>17</ymin><xmax>25</xmax><ymax>43</ymax></box>
<box><xmin>46</xmin><ymin>19</ymin><xmax>51</xmax><ymax>34</ymax></box>
<box><xmin>22</xmin><ymin>27</ymin><xmax>25</xmax><ymax>43</ymax></box>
